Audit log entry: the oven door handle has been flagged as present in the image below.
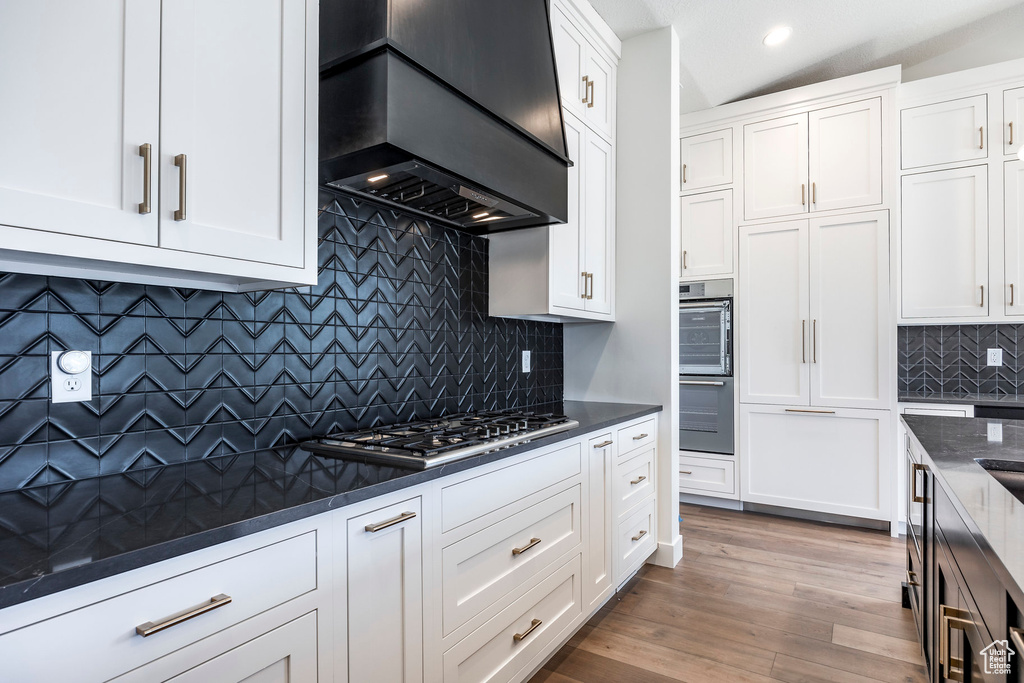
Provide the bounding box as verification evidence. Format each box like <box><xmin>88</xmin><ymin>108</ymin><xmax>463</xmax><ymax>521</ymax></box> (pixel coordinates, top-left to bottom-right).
<box><xmin>679</xmin><ymin>379</ymin><xmax>726</xmax><ymax>387</ymax></box>
<box><xmin>678</xmin><ymin>301</ymin><xmax>729</xmax><ymax>309</ymax></box>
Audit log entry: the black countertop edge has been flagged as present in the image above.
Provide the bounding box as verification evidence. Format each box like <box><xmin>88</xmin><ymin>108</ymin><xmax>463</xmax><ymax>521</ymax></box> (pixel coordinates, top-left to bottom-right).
<box><xmin>899</xmin><ymin>392</ymin><xmax>1024</xmax><ymax>408</ymax></box>
<box><xmin>900</xmin><ymin>414</ymin><xmax>1024</xmax><ymax>608</ymax></box>
<box><xmin>0</xmin><ymin>401</ymin><xmax>661</xmax><ymax>611</ymax></box>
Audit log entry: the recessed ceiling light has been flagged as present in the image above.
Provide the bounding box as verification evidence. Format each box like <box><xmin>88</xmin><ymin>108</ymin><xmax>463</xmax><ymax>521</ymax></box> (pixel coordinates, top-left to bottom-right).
<box><xmin>763</xmin><ymin>26</ymin><xmax>792</xmax><ymax>47</ymax></box>
<box><xmin>367</xmin><ymin>174</ymin><xmax>389</xmax><ymax>183</ymax></box>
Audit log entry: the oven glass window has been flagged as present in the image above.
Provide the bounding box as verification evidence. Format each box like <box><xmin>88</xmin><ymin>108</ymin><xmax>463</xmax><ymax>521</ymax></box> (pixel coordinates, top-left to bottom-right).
<box><xmin>679</xmin><ymin>384</ymin><xmax>720</xmax><ymax>433</ymax></box>
<box><xmin>679</xmin><ymin>302</ymin><xmax>729</xmax><ymax>375</ymax></box>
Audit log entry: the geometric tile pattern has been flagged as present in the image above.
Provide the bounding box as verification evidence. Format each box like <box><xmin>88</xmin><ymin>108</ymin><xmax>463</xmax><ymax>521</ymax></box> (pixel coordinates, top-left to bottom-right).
<box><xmin>898</xmin><ymin>324</ymin><xmax>1023</xmax><ymax>397</ymax></box>
<box><xmin>0</xmin><ymin>189</ymin><xmax>563</xmax><ymax>494</ymax></box>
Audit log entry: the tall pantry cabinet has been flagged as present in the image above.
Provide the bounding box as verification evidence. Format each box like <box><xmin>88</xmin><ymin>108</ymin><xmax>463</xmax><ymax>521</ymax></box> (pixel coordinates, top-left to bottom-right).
<box><xmin>680</xmin><ymin>67</ymin><xmax>899</xmax><ymax>526</ymax></box>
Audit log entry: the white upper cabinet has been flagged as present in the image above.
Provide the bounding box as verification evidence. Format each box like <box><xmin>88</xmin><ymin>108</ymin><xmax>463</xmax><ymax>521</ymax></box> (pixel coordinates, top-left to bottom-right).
<box><xmin>1005</xmin><ymin>160</ymin><xmax>1024</xmax><ymax>316</ymax></box>
<box><xmin>1006</xmin><ymin>87</ymin><xmax>1024</xmax><ymax>157</ymax></box>
<box><xmin>583</xmin><ymin>50</ymin><xmax>615</xmax><ymax>139</ymax></box>
<box><xmin>680</xmin><ymin>129</ymin><xmax>733</xmax><ymax>191</ymax></box>
<box><xmin>680</xmin><ymin>189</ymin><xmax>733</xmax><ymax>278</ymax></box>
<box><xmin>743</xmin><ymin>114</ymin><xmax>809</xmax><ymax>221</ymax></box>
<box><xmin>744</xmin><ymin>99</ymin><xmax>883</xmax><ymax>221</ymax></box>
<box><xmin>808</xmin><ymin>99</ymin><xmax>882</xmax><ymax>213</ymax></box>
<box><xmin>901</xmin><ymin>95</ymin><xmax>988</xmax><ymax>169</ymax></box>
<box><xmin>550</xmin><ymin>112</ymin><xmax>586</xmax><ymax>311</ymax></box>
<box><xmin>582</xmin><ymin>129</ymin><xmax>613</xmax><ymax>314</ymax></box>
<box><xmin>0</xmin><ymin>0</ymin><xmax>160</xmax><ymax>245</ymax></box>
<box><xmin>158</xmin><ymin>0</ymin><xmax>306</xmax><ymax>268</ymax></box>
<box><xmin>552</xmin><ymin>5</ymin><xmax>614</xmax><ymax>141</ymax></box>
<box><xmin>739</xmin><ymin>221</ymin><xmax>810</xmax><ymax>405</ymax></box>
<box><xmin>901</xmin><ymin>166</ymin><xmax>988</xmax><ymax>319</ymax></box>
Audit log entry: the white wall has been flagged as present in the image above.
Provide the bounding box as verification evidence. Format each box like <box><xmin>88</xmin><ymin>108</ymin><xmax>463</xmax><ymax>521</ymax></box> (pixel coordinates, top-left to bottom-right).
<box><xmin>902</xmin><ymin>11</ymin><xmax>1024</xmax><ymax>82</ymax></box>
<box><xmin>564</xmin><ymin>26</ymin><xmax>682</xmax><ymax>568</ymax></box>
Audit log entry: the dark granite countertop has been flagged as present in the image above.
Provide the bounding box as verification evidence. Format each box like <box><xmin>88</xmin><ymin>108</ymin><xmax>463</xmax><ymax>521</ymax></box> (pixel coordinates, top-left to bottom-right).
<box><xmin>901</xmin><ymin>414</ymin><xmax>1024</xmax><ymax>604</ymax></box>
<box><xmin>0</xmin><ymin>400</ymin><xmax>660</xmax><ymax>611</ymax></box>
<box><xmin>899</xmin><ymin>392</ymin><xmax>1024</xmax><ymax>408</ymax></box>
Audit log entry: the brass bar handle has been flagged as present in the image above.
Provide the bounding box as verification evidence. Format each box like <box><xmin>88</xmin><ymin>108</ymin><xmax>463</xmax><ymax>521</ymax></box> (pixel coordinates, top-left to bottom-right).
<box><xmin>906</xmin><ymin>569</ymin><xmax>920</xmax><ymax>587</ymax></box>
<box><xmin>365</xmin><ymin>511</ymin><xmax>416</xmax><ymax>533</ymax></box>
<box><xmin>802</xmin><ymin>320</ymin><xmax>807</xmax><ymax>363</ymax></box>
<box><xmin>680</xmin><ymin>470</ymin><xmax>692</xmax><ymax>474</ymax></box>
<box><xmin>981</xmin><ymin>284</ymin><xmax>985</xmax><ymax>307</ymax></box>
<box><xmin>633</xmin><ymin>433</ymin><xmax>648</xmax><ymax>440</ymax></box>
<box><xmin>514</xmin><ymin>618</ymin><xmax>542</xmax><ymax>642</ymax></box>
<box><xmin>630</xmin><ymin>475</ymin><xmax>647</xmax><ymax>485</ymax></box>
<box><xmin>980</xmin><ymin>125</ymin><xmax>984</xmax><ymax>150</ymax></box>
<box><xmin>679</xmin><ymin>380</ymin><xmax>725</xmax><ymax>387</ymax></box>
<box><xmin>593</xmin><ymin>439</ymin><xmax>613</xmax><ymax>449</ymax></box>
<box><xmin>1010</xmin><ymin>626</ymin><xmax>1024</xmax><ymax>656</ymax></box>
<box><xmin>683</xmin><ymin>163</ymin><xmax>687</xmax><ymax>184</ymax></box>
<box><xmin>941</xmin><ymin>605</ymin><xmax>971</xmax><ymax>682</ymax></box>
<box><xmin>813</xmin><ymin>319</ymin><xmax>818</xmax><ymax>363</ymax></box>
<box><xmin>801</xmin><ymin>183</ymin><xmax>806</xmax><ymax>206</ymax></box>
<box><xmin>631</xmin><ymin>529</ymin><xmax>648</xmax><ymax>542</ymax></box>
<box><xmin>136</xmin><ymin>594</ymin><xmax>232</xmax><ymax>637</ymax></box>
<box><xmin>173</xmin><ymin>153</ymin><xmax>187</xmax><ymax>221</ymax></box>
<box><xmin>785</xmin><ymin>408</ymin><xmax>836</xmax><ymax>414</ymax></box>
<box><xmin>587</xmin><ymin>78</ymin><xmax>595</xmax><ymax>108</ymax></box>
<box><xmin>812</xmin><ymin>181</ymin><xmax>816</xmax><ymax>205</ymax></box>
<box><xmin>1012</xmin><ymin>283</ymin><xmax>1015</xmax><ymax>307</ymax></box>
<box><xmin>138</xmin><ymin>143</ymin><xmax>152</xmax><ymax>214</ymax></box>
<box><xmin>581</xmin><ymin>76</ymin><xmax>590</xmax><ymax>105</ymax></box>
<box><xmin>911</xmin><ymin>463</ymin><xmax>926</xmax><ymax>504</ymax></box>
<box><xmin>587</xmin><ymin>273</ymin><xmax>594</xmax><ymax>300</ymax></box>
<box><xmin>512</xmin><ymin>537</ymin><xmax>541</xmax><ymax>556</ymax></box>
<box><xmin>581</xmin><ymin>271</ymin><xmax>587</xmax><ymax>299</ymax></box>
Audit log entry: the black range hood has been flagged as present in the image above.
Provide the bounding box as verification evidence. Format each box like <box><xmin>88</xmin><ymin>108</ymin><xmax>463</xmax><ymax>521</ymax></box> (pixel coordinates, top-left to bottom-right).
<box><xmin>319</xmin><ymin>0</ymin><xmax>570</xmax><ymax>234</ymax></box>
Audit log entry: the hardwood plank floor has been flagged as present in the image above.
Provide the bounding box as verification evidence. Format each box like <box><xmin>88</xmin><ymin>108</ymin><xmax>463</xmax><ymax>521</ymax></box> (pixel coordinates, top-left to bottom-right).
<box><xmin>530</xmin><ymin>503</ymin><xmax>927</xmax><ymax>683</ymax></box>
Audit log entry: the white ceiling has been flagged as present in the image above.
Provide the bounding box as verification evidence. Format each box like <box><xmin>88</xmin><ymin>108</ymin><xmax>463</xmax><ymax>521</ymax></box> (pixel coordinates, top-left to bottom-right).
<box><xmin>584</xmin><ymin>0</ymin><xmax>1024</xmax><ymax>113</ymax></box>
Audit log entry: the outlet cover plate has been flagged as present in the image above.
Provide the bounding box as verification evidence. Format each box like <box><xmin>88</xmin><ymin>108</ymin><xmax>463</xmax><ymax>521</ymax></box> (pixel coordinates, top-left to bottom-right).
<box><xmin>51</xmin><ymin>351</ymin><xmax>92</xmax><ymax>403</ymax></box>
<box><xmin>522</xmin><ymin>350</ymin><xmax>531</xmax><ymax>373</ymax></box>
<box><xmin>988</xmin><ymin>348</ymin><xmax>1004</xmax><ymax>367</ymax></box>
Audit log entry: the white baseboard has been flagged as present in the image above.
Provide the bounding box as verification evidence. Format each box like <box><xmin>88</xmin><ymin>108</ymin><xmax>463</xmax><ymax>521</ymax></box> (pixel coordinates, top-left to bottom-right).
<box><xmin>651</xmin><ymin>536</ymin><xmax>683</xmax><ymax>568</ymax></box>
<box><xmin>679</xmin><ymin>493</ymin><xmax>743</xmax><ymax>510</ymax></box>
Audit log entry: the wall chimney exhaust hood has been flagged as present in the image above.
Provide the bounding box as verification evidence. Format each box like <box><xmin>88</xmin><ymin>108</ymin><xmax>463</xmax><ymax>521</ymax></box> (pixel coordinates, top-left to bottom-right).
<box><xmin>319</xmin><ymin>0</ymin><xmax>571</xmax><ymax>235</ymax></box>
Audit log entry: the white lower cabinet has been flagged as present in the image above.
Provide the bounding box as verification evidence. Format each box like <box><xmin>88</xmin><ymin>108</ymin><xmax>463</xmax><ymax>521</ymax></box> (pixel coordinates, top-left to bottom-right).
<box><xmin>615</xmin><ymin>497</ymin><xmax>657</xmax><ymax>583</ymax></box>
<box><xmin>584</xmin><ymin>433</ymin><xmax>614</xmax><ymax>611</ymax></box>
<box><xmin>739</xmin><ymin>405</ymin><xmax>891</xmax><ymax>520</ymax></box>
<box><xmin>679</xmin><ymin>454</ymin><xmax>736</xmax><ymax>498</ymax></box>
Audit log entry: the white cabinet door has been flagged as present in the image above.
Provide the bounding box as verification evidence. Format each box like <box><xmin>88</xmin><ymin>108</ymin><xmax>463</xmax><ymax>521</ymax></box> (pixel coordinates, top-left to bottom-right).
<box><xmin>0</xmin><ymin>0</ymin><xmax>160</xmax><ymax>245</ymax></box>
<box><xmin>681</xmin><ymin>129</ymin><xmax>733</xmax><ymax>191</ymax></box>
<box><xmin>739</xmin><ymin>221</ymin><xmax>810</xmax><ymax>405</ymax></box>
<box><xmin>743</xmin><ymin>114</ymin><xmax>809</xmax><ymax>221</ymax></box>
<box><xmin>583</xmin><ymin>129</ymin><xmax>613</xmax><ymax>314</ymax></box>
<box><xmin>551</xmin><ymin>5</ymin><xmax>587</xmax><ymax>122</ymax></box>
<box><xmin>551</xmin><ymin>110</ymin><xmax>586</xmax><ymax>311</ymax></box>
<box><xmin>584</xmin><ymin>50</ymin><xmax>614</xmax><ymax>140</ymax></box>
<box><xmin>809</xmin><ymin>211</ymin><xmax>890</xmax><ymax>409</ymax></box>
<box><xmin>680</xmin><ymin>189</ymin><xmax>733</xmax><ymax>278</ymax></box>
<box><xmin>901</xmin><ymin>95</ymin><xmax>988</xmax><ymax>169</ymax></box>
<box><xmin>1005</xmin><ymin>160</ymin><xmax>1024</xmax><ymax>316</ymax></box>
<box><xmin>901</xmin><ymin>166</ymin><xmax>988</xmax><ymax>319</ymax></box>
<box><xmin>347</xmin><ymin>499</ymin><xmax>423</xmax><ymax>683</ymax></box>
<box><xmin>584</xmin><ymin>434</ymin><xmax>613</xmax><ymax>612</ymax></box>
<box><xmin>159</xmin><ymin>0</ymin><xmax>308</xmax><ymax>267</ymax></box>
<box><xmin>740</xmin><ymin>405</ymin><xmax>890</xmax><ymax>520</ymax></box>
<box><xmin>809</xmin><ymin>98</ymin><xmax>882</xmax><ymax>213</ymax></box>
<box><xmin>1006</xmin><ymin>87</ymin><xmax>1024</xmax><ymax>158</ymax></box>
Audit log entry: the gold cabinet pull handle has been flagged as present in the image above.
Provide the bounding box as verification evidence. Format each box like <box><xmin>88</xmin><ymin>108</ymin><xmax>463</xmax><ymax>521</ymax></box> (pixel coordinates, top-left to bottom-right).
<box><xmin>587</xmin><ymin>78</ymin><xmax>595</xmax><ymax>108</ymax></box>
<box><xmin>138</xmin><ymin>143</ymin><xmax>152</xmax><ymax>214</ymax></box>
<box><xmin>940</xmin><ymin>604</ymin><xmax>971</xmax><ymax>682</ymax></box>
<box><xmin>514</xmin><ymin>618</ymin><xmax>542</xmax><ymax>642</ymax></box>
<box><xmin>911</xmin><ymin>463</ymin><xmax>926</xmax><ymax>503</ymax></box>
<box><xmin>630</xmin><ymin>475</ymin><xmax>647</xmax><ymax>485</ymax></box>
<box><xmin>632</xmin><ymin>433</ymin><xmax>648</xmax><ymax>440</ymax></box>
<box><xmin>812</xmin><ymin>181</ymin><xmax>816</xmax><ymax>204</ymax></box>
<box><xmin>906</xmin><ymin>569</ymin><xmax>920</xmax><ymax>587</ymax></box>
<box><xmin>586</xmin><ymin>273</ymin><xmax>594</xmax><ymax>300</ymax></box>
<box><xmin>631</xmin><ymin>529</ymin><xmax>648</xmax><ymax>542</ymax></box>
<box><xmin>136</xmin><ymin>594</ymin><xmax>232</xmax><ymax>637</ymax></box>
<box><xmin>365</xmin><ymin>511</ymin><xmax>416</xmax><ymax>533</ymax></box>
<box><xmin>980</xmin><ymin>284</ymin><xmax>985</xmax><ymax>307</ymax></box>
<box><xmin>1012</xmin><ymin>283</ymin><xmax>1015</xmax><ymax>306</ymax></box>
<box><xmin>813</xmin><ymin>319</ymin><xmax>818</xmax><ymax>363</ymax></box>
<box><xmin>683</xmin><ymin>163</ymin><xmax>687</xmax><ymax>184</ymax></box>
<box><xmin>581</xmin><ymin>76</ymin><xmax>590</xmax><ymax>105</ymax></box>
<box><xmin>802</xmin><ymin>320</ymin><xmax>807</xmax><ymax>363</ymax></box>
<box><xmin>1010</xmin><ymin>626</ymin><xmax>1024</xmax><ymax>657</ymax></box>
<box><xmin>980</xmin><ymin>125</ymin><xmax>984</xmax><ymax>150</ymax></box>
<box><xmin>593</xmin><ymin>439</ymin><xmax>613</xmax><ymax>449</ymax></box>
<box><xmin>512</xmin><ymin>537</ymin><xmax>541</xmax><ymax>556</ymax></box>
<box><xmin>801</xmin><ymin>183</ymin><xmax>806</xmax><ymax>206</ymax></box>
<box><xmin>785</xmin><ymin>408</ymin><xmax>836</xmax><ymax>415</ymax></box>
<box><xmin>581</xmin><ymin>271</ymin><xmax>587</xmax><ymax>299</ymax></box>
<box><xmin>173</xmin><ymin>153</ymin><xmax>187</xmax><ymax>221</ymax></box>
<box><xmin>1011</xmin><ymin>121</ymin><xmax>1015</xmax><ymax>146</ymax></box>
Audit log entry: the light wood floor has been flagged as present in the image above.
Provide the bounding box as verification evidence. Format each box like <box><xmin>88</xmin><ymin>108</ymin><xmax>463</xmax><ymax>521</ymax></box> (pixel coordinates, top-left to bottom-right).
<box><xmin>530</xmin><ymin>503</ymin><xmax>928</xmax><ymax>683</ymax></box>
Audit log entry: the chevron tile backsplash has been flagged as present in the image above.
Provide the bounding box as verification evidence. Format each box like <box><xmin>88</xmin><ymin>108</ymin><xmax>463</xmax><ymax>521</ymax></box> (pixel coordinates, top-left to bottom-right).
<box><xmin>898</xmin><ymin>324</ymin><xmax>1023</xmax><ymax>396</ymax></box>
<box><xmin>0</xmin><ymin>190</ymin><xmax>563</xmax><ymax>494</ymax></box>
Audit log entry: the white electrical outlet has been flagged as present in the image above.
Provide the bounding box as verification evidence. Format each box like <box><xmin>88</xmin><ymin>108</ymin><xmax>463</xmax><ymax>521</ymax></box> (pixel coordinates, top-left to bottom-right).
<box><xmin>521</xmin><ymin>350</ymin><xmax>531</xmax><ymax>373</ymax></box>
<box><xmin>987</xmin><ymin>348</ymin><xmax>1004</xmax><ymax>366</ymax></box>
<box><xmin>51</xmin><ymin>350</ymin><xmax>92</xmax><ymax>403</ymax></box>
<box><xmin>988</xmin><ymin>422</ymin><xmax>1004</xmax><ymax>442</ymax></box>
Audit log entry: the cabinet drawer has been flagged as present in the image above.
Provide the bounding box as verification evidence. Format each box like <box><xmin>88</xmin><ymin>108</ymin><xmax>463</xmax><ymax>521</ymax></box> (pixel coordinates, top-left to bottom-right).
<box><xmin>616</xmin><ymin>497</ymin><xmax>656</xmax><ymax>583</ymax></box>
<box><xmin>0</xmin><ymin>531</ymin><xmax>317</xmax><ymax>683</ymax></box>
<box><xmin>441</xmin><ymin>442</ymin><xmax>581</xmax><ymax>533</ymax></box>
<box><xmin>617</xmin><ymin>418</ymin><xmax>655</xmax><ymax>456</ymax></box>
<box><xmin>441</xmin><ymin>485</ymin><xmax>581</xmax><ymax>637</ymax></box>
<box><xmin>443</xmin><ymin>554</ymin><xmax>582</xmax><ymax>683</ymax></box>
<box><xmin>679</xmin><ymin>455</ymin><xmax>736</xmax><ymax>495</ymax></box>
<box><xmin>614</xmin><ymin>447</ymin><xmax>655</xmax><ymax>515</ymax></box>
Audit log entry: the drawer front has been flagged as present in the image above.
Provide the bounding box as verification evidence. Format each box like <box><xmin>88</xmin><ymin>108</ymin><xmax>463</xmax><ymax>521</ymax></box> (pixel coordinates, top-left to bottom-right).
<box><xmin>442</xmin><ymin>485</ymin><xmax>581</xmax><ymax>637</ymax></box>
<box><xmin>616</xmin><ymin>497</ymin><xmax>656</xmax><ymax>583</ymax></box>
<box><xmin>617</xmin><ymin>418</ymin><xmax>656</xmax><ymax>457</ymax></box>
<box><xmin>679</xmin><ymin>455</ymin><xmax>736</xmax><ymax>495</ymax></box>
<box><xmin>614</xmin><ymin>447</ymin><xmax>655</xmax><ymax>515</ymax></box>
<box><xmin>0</xmin><ymin>531</ymin><xmax>317</xmax><ymax>683</ymax></box>
<box><xmin>443</xmin><ymin>554</ymin><xmax>582</xmax><ymax>683</ymax></box>
<box><xmin>441</xmin><ymin>442</ymin><xmax>581</xmax><ymax>533</ymax></box>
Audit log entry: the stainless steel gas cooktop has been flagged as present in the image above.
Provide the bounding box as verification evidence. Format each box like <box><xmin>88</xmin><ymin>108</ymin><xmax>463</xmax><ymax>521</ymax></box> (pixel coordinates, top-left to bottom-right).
<box><xmin>300</xmin><ymin>409</ymin><xmax>579</xmax><ymax>470</ymax></box>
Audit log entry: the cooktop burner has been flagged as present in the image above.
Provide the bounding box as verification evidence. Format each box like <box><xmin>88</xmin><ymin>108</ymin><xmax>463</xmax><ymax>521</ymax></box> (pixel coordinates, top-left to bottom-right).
<box><xmin>300</xmin><ymin>409</ymin><xmax>579</xmax><ymax>469</ymax></box>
